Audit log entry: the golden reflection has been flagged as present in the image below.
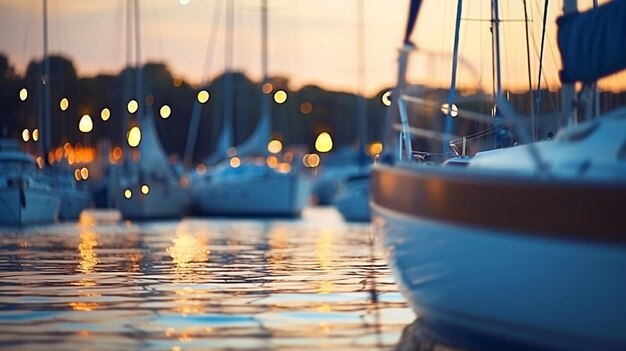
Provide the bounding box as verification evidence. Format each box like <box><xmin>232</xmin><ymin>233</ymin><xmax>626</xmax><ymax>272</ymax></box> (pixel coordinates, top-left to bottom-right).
<box><xmin>77</xmin><ymin>216</ymin><xmax>99</xmax><ymax>274</ymax></box>
<box><xmin>167</xmin><ymin>224</ymin><xmax>210</xmax><ymax>316</ymax></box>
<box><xmin>167</xmin><ymin>229</ymin><xmax>209</xmax><ymax>270</ymax></box>
<box><xmin>315</xmin><ymin>229</ymin><xmax>336</xmax><ymax>294</ymax></box>
<box><xmin>268</xmin><ymin>226</ymin><xmax>289</xmax><ymax>272</ymax></box>
<box><xmin>70</xmin><ymin>212</ymin><xmax>102</xmax><ymax>311</ymax></box>
<box><xmin>32</xmin><ymin>128</ymin><xmax>39</xmax><ymax>141</ymax></box>
<box><xmin>368</xmin><ymin>141</ymin><xmax>383</xmax><ymax>156</ymax></box>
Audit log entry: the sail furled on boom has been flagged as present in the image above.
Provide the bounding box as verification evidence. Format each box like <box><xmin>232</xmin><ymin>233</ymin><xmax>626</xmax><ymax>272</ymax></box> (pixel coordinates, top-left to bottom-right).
<box><xmin>403</xmin><ymin>0</ymin><xmax>423</xmax><ymax>45</ymax></box>
<box><xmin>558</xmin><ymin>0</ymin><xmax>626</xmax><ymax>84</ymax></box>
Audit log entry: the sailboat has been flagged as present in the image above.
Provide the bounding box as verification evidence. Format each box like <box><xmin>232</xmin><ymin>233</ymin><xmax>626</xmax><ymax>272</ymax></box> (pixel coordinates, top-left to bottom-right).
<box><xmin>190</xmin><ymin>0</ymin><xmax>310</xmax><ymax>217</ymax></box>
<box><xmin>333</xmin><ymin>0</ymin><xmax>371</xmax><ymax>222</ymax></box>
<box><xmin>114</xmin><ymin>0</ymin><xmax>189</xmax><ymax>220</ymax></box>
<box><xmin>0</xmin><ymin>139</ymin><xmax>60</xmax><ymax>225</ymax></box>
<box><xmin>371</xmin><ymin>0</ymin><xmax>626</xmax><ymax>350</ymax></box>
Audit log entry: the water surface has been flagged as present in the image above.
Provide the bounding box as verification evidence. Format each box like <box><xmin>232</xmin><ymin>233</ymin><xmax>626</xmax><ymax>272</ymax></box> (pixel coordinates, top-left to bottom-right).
<box><xmin>0</xmin><ymin>208</ymin><xmax>413</xmax><ymax>350</ymax></box>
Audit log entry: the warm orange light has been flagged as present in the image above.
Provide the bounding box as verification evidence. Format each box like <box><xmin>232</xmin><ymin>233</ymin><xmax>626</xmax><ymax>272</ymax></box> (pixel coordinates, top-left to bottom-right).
<box><xmin>36</xmin><ymin>157</ymin><xmax>43</xmax><ymax>169</ymax></box>
<box><xmin>141</xmin><ymin>184</ymin><xmax>150</xmax><ymax>195</ymax></box>
<box><xmin>303</xmin><ymin>153</ymin><xmax>320</xmax><ymax>168</ymax></box>
<box><xmin>267</xmin><ymin>139</ymin><xmax>282</xmax><ymax>154</ymax></box>
<box><xmin>262</xmin><ymin>83</ymin><xmax>273</xmax><ymax>94</ymax></box>
<box><xmin>173</xmin><ymin>77</ymin><xmax>183</xmax><ymax>87</ymax></box>
<box><xmin>32</xmin><ymin>128</ymin><xmax>39</xmax><ymax>141</ymax></box>
<box><xmin>300</xmin><ymin>101</ymin><xmax>313</xmax><ymax>115</ymax></box>
<box><xmin>266</xmin><ymin>155</ymin><xmax>278</xmax><ymax>168</ymax></box>
<box><xmin>112</xmin><ymin>146</ymin><xmax>122</xmax><ymax>160</ymax></box>
<box><xmin>195</xmin><ymin>163</ymin><xmax>207</xmax><ymax>175</ymax></box>
<box><xmin>124</xmin><ymin>189</ymin><xmax>132</xmax><ymax>199</ymax></box>
<box><xmin>21</xmin><ymin>129</ymin><xmax>30</xmax><ymax>142</ymax></box>
<box><xmin>276</xmin><ymin>162</ymin><xmax>291</xmax><ymax>174</ymax></box>
<box><xmin>229</xmin><ymin>156</ymin><xmax>241</xmax><ymax>168</ymax></box>
<box><xmin>80</xmin><ymin>167</ymin><xmax>89</xmax><ymax>180</ymax></box>
<box><xmin>368</xmin><ymin>141</ymin><xmax>383</xmax><ymax>156</ymax></box>
<box><xmin>74</xmin><ymin>169</ymin><xmax>81</xmax><ymax>181</ymax></box>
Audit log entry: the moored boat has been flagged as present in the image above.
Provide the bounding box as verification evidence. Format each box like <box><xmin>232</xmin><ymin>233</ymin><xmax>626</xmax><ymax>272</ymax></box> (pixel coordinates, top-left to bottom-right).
<box><xmin>371</xmin><ymin>0</ymin><xmax>626</xmax><ymax>350</ymax></box>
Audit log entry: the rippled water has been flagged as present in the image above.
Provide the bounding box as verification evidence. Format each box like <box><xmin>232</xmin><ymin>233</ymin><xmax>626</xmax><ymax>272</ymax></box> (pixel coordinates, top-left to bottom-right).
<box><xmin>0</xmin><ymin>208</ymin><xmax>414</xmax><ymax>350</ymax></box>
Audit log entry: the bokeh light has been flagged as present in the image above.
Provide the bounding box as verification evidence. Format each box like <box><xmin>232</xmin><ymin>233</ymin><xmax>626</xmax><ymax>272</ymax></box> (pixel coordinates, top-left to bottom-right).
<box><xmin>160</xmin><ymin>105</ymin><xmax>171</xmax><ymax>119</ymax></box>
<box><xmin>127</xmin><ymin>126</ymin><xmax>141</xmax><ymax>147</ymax></box>
<box><xmin>274</xmin><ymin>90</ymin><xmax>287</xmax><ymax>104</ymax></box>
<box><xmin>315</xmin><ymin>132</ymin><xmax>333</xmax><ymax>153</ymax></box>
<box><xmin>60</xmin><ymin>97</ymin><xmax>69</xmax><ymax>111</ymax></box>
<box><xmin>127</xmin><ymin>99</ymin><xmax>138</xmax><ymax>114</ymax></box>
<box><xmin>78</xmin><ymin>115</ymin><xmax>93</xmax><ymax>133</ymax></box>
<box><xmin>197</xmin><ymin>90</ymin><xmax>209</xmax><ymax>104</ymax></box>
<box><xmin>101</xmin><ymin>108</ymin><xmax>110</xmax><ymax>121</ymax></box>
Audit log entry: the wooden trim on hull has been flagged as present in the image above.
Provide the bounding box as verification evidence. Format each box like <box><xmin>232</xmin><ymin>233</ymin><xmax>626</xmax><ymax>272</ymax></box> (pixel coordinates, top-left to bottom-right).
<box><xmin>371</xmin><ymin>164</ymin><xmax>626</xmax><ymax>243</ymax></box>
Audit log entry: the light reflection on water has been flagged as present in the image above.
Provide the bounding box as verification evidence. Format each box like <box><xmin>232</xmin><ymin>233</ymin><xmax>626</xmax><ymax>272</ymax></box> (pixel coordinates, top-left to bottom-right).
<box><xmin>0</xmin><ymin>208</ymin><xmax>413</xmax><ymax>350</ymax></box>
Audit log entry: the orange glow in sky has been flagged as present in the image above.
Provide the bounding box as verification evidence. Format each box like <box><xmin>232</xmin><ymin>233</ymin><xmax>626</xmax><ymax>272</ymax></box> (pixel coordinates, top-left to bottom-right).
<box><xmin>0</xmin><ymin>0</ymin><xmax>622</xmax><ymax>95</ymax></box>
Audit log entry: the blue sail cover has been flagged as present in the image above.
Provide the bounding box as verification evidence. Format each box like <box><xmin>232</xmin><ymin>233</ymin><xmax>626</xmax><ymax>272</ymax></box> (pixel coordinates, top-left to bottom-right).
<box><xmin>558</xmin><ymin>0</ymin><xmax>626</xmax><ymax>83</ymax></box>
<box><xmin>403</xmin><ymin>0</ymin><xmax>423</xmax><ymax>44</ymax></box>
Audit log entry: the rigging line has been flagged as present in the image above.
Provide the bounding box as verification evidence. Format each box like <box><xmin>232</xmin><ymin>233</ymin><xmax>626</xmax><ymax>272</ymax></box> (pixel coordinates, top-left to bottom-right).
<box><xmin>527</xmin><ymin>0</ymin><xmax>556</xmax><ymax>113</ymax></box>
<box><xmin>200</xmin><ymin>0</ymin><xmax>224</xmax><ymax>85</ymax></box>
<box><xmin>522</xmin><ymin>0</ymin><xmax>535</xmax><ymax>139</ymax></box>
<box><xmin>148</xmin><ymin>0</ymin><xmax>164</xmax><ymax>65</ymax></box>
<box><xmin>110</xmin><ymin>0</ymin><xmax>124</xmax><ymax>85</ymax></box>
<box><xmin>533</xmin><ymin>0</ymin><xmax>549</xmax><ymax>117</ymax></box>
<box><xmin>438</xmin><ymin>0</ymin><xmax>449</xmax><ymax>89</ymax></box>
<box><xmin>461</xmin><ymin>18</ymin><xmax>530</xmax><ymax>22</ymax></box>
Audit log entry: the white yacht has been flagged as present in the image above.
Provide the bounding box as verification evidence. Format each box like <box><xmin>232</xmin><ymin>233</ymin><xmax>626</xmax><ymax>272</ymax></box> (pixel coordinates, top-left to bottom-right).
<box><xmin>115</xmin><ymin>114</ymin><xmax>189</xmax><ymax>220</ymax></box>
<box><xmin>371</xmin><ymin>1</ymin><xmax>626</xmax><ymax>350</ymax></box>
<box><xmin>0</xmin><ymin>139</ymin><xmax>59</xmax><ymax>225</ymax></box>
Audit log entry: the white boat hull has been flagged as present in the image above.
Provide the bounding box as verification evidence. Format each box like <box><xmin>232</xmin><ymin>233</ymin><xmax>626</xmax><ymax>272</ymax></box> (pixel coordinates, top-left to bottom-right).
<box><xmin>334</xmin><ymin>177</ymin><xmax>370</xmax><ymax>222</ymax></box>
<box><xmin>373</xmin><ymin>204</ymin><xmax>626</xmax><ymax>350</ymax></box>
<box><xmin>0</xmin><ymin>187</ymin><xmax>59</xmax><ymax>225</ymax></box>
<box><xmin>192</xmin><ymin>174</ymin><xmax>310</xmax><ymax>217</ymax></box>
<box><xmin>116</xmin><ymin>182</ymin><xmax>188</xmax><ymax>220</ymax></box>
<box><xmin>58</xmin><ymin>188</ymin><xmax>91</xmax><ymax>220</ymax></box>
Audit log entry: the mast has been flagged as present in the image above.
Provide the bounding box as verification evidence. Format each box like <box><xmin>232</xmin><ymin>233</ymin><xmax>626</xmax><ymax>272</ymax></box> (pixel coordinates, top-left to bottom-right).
<box><xmin>134</xmin><ymin>0</ymin><xmax>143</xmax><ymax>122</ymax></box>
<box><xmin>443</xmin><ymin>0</ymin><xmax>463</xmax><ymax>154</ymax></box>
<box><xmin>522</xmin><ymin>0</ymin><xmax>535</xmax><ymax>140</ymax></box>
<box><xmin>561</xmin><ymin>0</ymin><xmax>577</xmax><ymax>126</ymax></box>
<box><xmin>42</xmin><ymin>0</ymin><xmax>51</xmax><ymax>159</ymax></box>
<box><xmin>491</xmin><ymin>0</ymin><xmax>502</xmax><ymax>99</ymax></box>
<box><xmin>260</xmin><ymin>0</ymin><xmax>270</xmax><ymax>145</ymax></box>
<box><xmin>356</xmin><ymin>0</ymin><xmax>367</xmax><ymax>161</ymax></box>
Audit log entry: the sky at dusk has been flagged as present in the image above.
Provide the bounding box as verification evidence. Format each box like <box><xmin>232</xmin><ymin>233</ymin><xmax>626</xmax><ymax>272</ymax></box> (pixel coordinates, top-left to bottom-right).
<box><xmin>0</xmin><ymin>0</ymin><xmax>622</xmax><ymax>96</ymax></box>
